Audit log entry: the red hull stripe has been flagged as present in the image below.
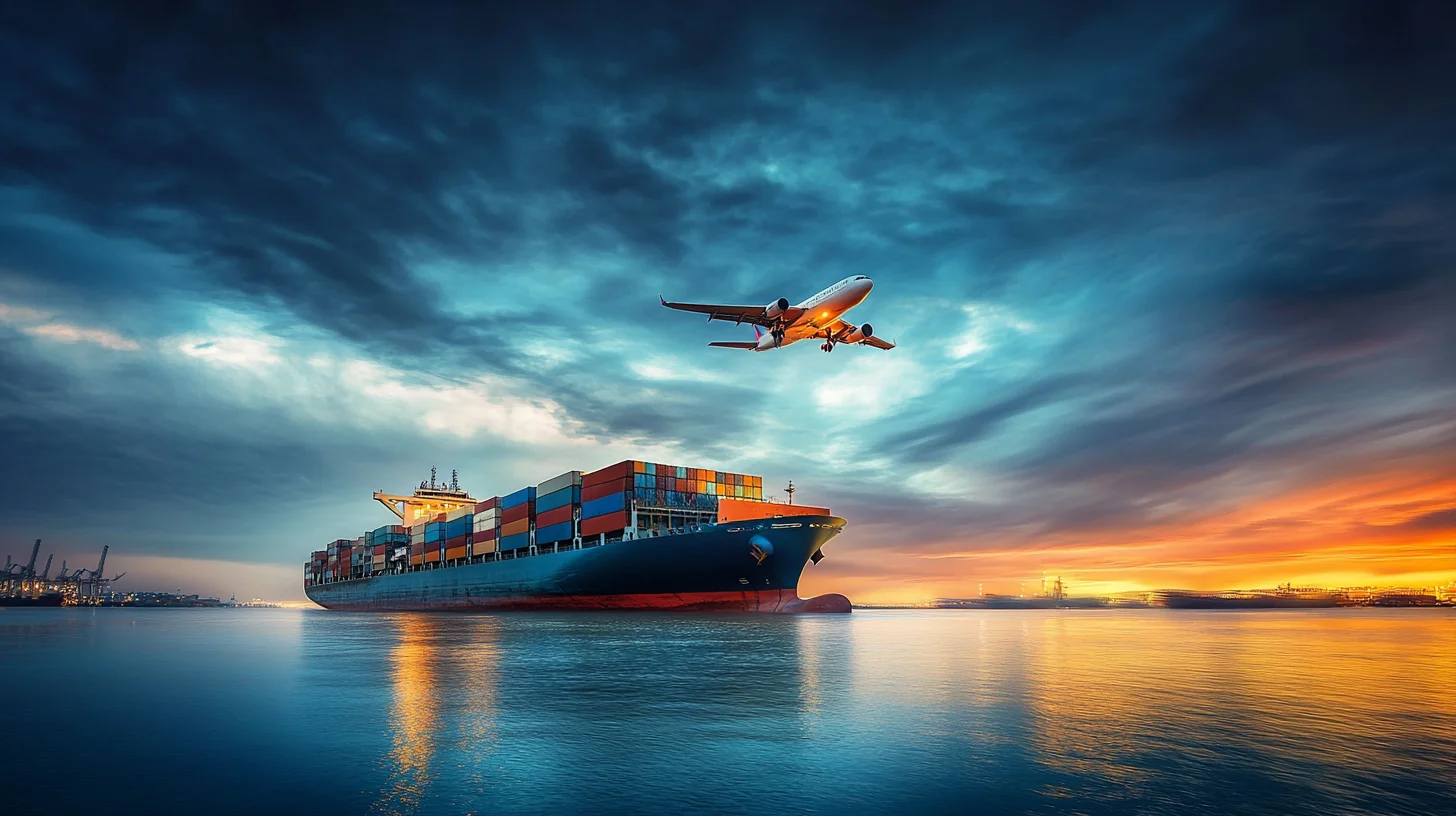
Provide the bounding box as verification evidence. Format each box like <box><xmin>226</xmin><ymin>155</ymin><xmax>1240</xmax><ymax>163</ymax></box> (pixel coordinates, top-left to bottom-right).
<box><xmin>313</xmin><ymin>590</ymin><xmax>852</xmax><ymax>613</ymax></box>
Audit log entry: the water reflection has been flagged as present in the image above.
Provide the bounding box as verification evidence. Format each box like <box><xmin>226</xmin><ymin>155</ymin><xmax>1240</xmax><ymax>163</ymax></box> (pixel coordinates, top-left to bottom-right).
<box><xmin>235</xmin><ymin>610</ymin><xmax>1456</xmax><ymax>814</ymax></box>
<box><xmin>377</xmin><ymin>615</ymin><xmax>442</xmax><ymax>816</ymax></box>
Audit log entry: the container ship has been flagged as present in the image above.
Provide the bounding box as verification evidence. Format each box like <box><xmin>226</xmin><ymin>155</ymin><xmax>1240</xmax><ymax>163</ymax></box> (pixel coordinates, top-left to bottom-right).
<box><xmin>303</xmin><ymin>461</ymin><xmax>851</xmax><ymax>613</ymax></box>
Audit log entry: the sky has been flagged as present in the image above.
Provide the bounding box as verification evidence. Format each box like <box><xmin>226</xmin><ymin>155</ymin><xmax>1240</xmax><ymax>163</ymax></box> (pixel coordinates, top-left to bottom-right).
<box><xmin>1</xmin><ymin>1</ymin><xmax>1453</xmax><ymax>604</ymax></box>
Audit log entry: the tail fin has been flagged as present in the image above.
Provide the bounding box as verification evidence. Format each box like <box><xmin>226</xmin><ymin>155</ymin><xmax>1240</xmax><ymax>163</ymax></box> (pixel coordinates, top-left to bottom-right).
<box><xmin>753</xmin><ymin>325</ymin><xmax>763</xmax><ymax>340</ymax></box>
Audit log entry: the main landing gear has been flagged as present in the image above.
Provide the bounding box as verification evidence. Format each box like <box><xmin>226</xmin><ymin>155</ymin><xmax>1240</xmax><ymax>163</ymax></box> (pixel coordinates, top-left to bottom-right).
<box><xmin>772</xmin><ymin>327</ymin><xmax>786</xmax><ymax>347</ymax></box>
<box><xmin>821</xmin><ymin>339</ymin><xmax>836</xmax><ymax>353</ymax></box>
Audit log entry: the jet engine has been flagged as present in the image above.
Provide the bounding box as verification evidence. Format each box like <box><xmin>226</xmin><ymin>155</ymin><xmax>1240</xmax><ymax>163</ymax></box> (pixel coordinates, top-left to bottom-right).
<box><xmin>763</xmin><ymin>297</ymin><xmax>790</xmax><ymax>319</ymax></box>
<box><xmin>841</xmin><ymin>323</ymin><xmax>873</xmax><ymax>344</ymax></box>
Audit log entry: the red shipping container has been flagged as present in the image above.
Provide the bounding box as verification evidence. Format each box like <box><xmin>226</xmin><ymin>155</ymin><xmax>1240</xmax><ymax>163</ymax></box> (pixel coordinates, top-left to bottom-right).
<box><xmin>502</xmin><ymin>502</ymin><xmax>533</xmax><ymax>524</ymax></box>
<box><xmin>581</xmin><ymin>510</ymin><xmax>631</xmax><ymax>537</ymax></box>
<box><xmin>536</xmin><ymin>504</ymin><xmax>574</xmax><ymax>527</ymax></box>
<box><xmin>476</xmin><ymin>526</ymin><xmax>497</xmax><ymax>541</ymax></box>
<box><xmin>447</xmin><ymin>534</ymin><xmax>468</xmax><ymax>550</ymax></box>
<box><xmin>584</xmin><ymin>460</ymin><xmax>632</xmax><ymax>487</ymax></box>
<box><xmin>410</xmin><ymin>541</ymin><xmax>423</xmax><ymax>557</ymax></box>
<box><xmin>373</xmin><ymin>545</ymin><xmax>386</xmax><ymax>557</ymax></box>
<box><xmin>583</xmin><ymin>479</ymin><xmax>629</xmax><ymax>503</ymax></box>
<box><xmin>475</xmin><ymin>497</ymin><xmax>499</xmax><ymax>513</ymax></box>
<box><xmin>656</xmin><ymin>475</ymin><xmax>667</xmax><ymax>490</ymax></box>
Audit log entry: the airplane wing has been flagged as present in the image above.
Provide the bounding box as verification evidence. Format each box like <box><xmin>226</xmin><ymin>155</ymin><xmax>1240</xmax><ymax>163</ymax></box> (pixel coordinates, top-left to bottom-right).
<box><xmin>660</xmin><ymin>296</ymin><xmax>805</xmax><ymax>327</ymax></box>
<box><xmin>825</xmin><ymin>317</ymin><xmax>896</xmax><ymax>350</ymax></box>
<box><xmin>707</xmin><ymin>341</ymin><xmax>758</xmax><ymax>349</ymax></box>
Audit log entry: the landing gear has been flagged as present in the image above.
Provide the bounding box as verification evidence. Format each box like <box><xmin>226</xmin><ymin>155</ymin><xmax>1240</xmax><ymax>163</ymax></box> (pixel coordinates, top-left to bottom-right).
<box><xmin>821</xmin><ymin>340</ymin><xmax>835</xmax><ymax>353</ymax></box>
<box><xmin>772</xmin><ymin>327</ymin><xmax>785</xmax><ymax>347</ymax></box>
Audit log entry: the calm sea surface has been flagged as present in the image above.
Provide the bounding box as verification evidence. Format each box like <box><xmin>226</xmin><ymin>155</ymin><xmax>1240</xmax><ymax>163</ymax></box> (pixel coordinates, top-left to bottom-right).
<box><xmin>2</xmin><ymin>608</ymin><xmax>1453</xmax><ymax>815</ymax></box>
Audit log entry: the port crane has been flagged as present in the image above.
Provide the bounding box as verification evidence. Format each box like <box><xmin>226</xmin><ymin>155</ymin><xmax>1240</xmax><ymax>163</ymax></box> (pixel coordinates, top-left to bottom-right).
<box><xmin>2</xmin><ymin>541</ymin><xmax>124</xmax><ymax>602</ymax></box>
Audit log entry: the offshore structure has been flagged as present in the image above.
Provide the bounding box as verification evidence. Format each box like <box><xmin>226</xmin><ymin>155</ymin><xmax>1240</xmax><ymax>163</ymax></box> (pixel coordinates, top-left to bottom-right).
<box><xmin>305</xmin><ymin>460</ymin><xmax>850</xmax><ymax>613</ymax></box>
<box><xmin>2</xmin><ymin>541</ymin><xmax>125</xmax><ymax>606</ymax></box>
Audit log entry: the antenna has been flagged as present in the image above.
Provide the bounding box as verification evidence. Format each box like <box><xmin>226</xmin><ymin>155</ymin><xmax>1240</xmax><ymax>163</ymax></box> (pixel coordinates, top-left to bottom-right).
<box><xmin>430</xmin><ymin>466</ymin><xmax>438</xmax><ymax>490</ymax></box>
<box><xmin>451</xmin><ymin>469</ymin><xmax>460</xmax><ymax>492</ymax></box>
<box><xmin>785</xmin><ymin>481</ymin><xmax>796</xmax><ymax>506</ymax></box>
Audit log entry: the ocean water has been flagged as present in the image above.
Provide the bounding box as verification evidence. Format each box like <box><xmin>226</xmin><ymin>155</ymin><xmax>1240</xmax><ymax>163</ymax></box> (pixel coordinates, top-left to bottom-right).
<box><xmin>2</xmin><ymin>608</ymin><xmax>1453</xmax><ymax>815</ymax></box>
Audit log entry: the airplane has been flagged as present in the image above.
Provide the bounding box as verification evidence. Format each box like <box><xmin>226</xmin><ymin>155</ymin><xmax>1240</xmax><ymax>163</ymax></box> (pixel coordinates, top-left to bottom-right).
<box><xmin>660</xmin><ymin>276</ymin><xmax>895</xmax><ymax>352</ymax></box>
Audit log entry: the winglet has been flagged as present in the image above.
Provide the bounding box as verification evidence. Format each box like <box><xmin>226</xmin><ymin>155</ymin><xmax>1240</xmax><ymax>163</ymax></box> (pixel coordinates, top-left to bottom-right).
<box><xmin>753</xmin><ymin>325</ymin><xmax>763</xmax><ymax>340</ymax></box>
<box><xmin>659</xmin><ymin>295</ymin><xmax>667</xmax><ymax>306</ymax></box>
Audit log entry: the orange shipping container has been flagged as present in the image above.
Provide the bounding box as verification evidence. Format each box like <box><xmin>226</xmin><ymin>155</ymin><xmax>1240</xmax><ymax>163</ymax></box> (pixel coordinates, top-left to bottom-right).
<box><xmin>411</xmin><ymin>554</ymin><xmax>423</xmax><ymax>566</ymax></box>
<box><xmin>716</xmin><ymin>497</ymin><xmax>830</xmax><ymax>523</ymax></box>
<box><xmin>501</xmin><ymin>518</ymin><xmax>530</xmax><ymax>537</ymax></box>
<box><xmin>446</xmin><ymin>546</ymin><xmax>468</xmax><ymax>561</ymax></box>
<box><xmin>471</xmin><ymin>538</ymin><xmax>497</xmax><ymax>557</ymax></box>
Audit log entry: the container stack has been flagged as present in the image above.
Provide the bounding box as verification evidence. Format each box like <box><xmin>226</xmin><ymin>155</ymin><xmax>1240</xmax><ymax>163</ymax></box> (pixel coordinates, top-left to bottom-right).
<box><xmin>499</xmin><ymin>487</ymin><xmax>536</xmax><ymax>552</ymax></box>
<box><xmin>631</xmin><ymin>461</ymin><xmax>762</xmax><ymax>509</ymax></box>
<box><xmin>534</xmin><ymin>471</ymin><xmax>581</xmax><ymax>547</ymax></box>
<box><xmin>581</xmin><ymin>460</ymin><xmax>633</xmax><ymax>537</ymax></box>
<box><xmin>444</xmin><ymin>506</ymin><xmax>471</xmax><ymax>562</ymax></box>
<box><xmin>424</xmin><ymin>514</ymin><xmax>446</xmax><ymax>564</ymax></box>
<box><xmin>326</xmin><ymin>538</ymin><xmax>351</xmax><ymax>581</ymax></box>
<box><xmin>309</xmin><ymin>461</ymin><xmax>787</xmax><ymax>584</ymax></box>
<box><xmin>306</xmin><ymin>550</ymin><xmax>326</xmax><ymax>586</ymax></box>
<box><xmin>472</xmin><ymin>498</ymin><xmax>500</xmax><ymax>557</ymax></box>
<box><xmin>368</xmin><ymin>525</ymin><xmax>407</xmax><ymax>574</ymax></box>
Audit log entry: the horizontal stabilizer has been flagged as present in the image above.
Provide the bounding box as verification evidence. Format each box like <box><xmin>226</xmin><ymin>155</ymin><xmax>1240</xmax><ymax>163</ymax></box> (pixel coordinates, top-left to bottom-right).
<box><xmin>708</xmin><ymin>341</ymin><xmax>758</xmax><ymax>349</ymax></box>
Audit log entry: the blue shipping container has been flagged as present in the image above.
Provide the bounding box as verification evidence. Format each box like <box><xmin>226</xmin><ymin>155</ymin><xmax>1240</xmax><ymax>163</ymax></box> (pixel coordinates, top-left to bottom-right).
<box><xmin>583</xmin><ymin>492</ymin><xmax>627</xmax><ymax>519</ymax></box>
<box><xmin>502</xmin><ymin>486</ymin><xmax>536</xmax><ymax>510</ymax></box>
<box><xmin>536</xmin><ymin>485</ymin><xmax>580</xmax><ymax>513</ymax></box>
<box><xmin>536</xmin><ymin>521</ymin><xmax>574</xmax><ymax>544</ymax></box>
<box><xmin>644</xmin><ymin>462</ymin><xmax>656</xmax><ymax>475</ymax></box>
<box><xmin>499</xmin><ymin>532</ymin><xmax>530</xmax><ymax>551</ymax></box>
<box><xmin>445</xmin><ymin>517</ymin><xmax>470</xmax><ymax>539</ymax></box>
<box><xmin>425</xmin><ymin>527</ymin><xmax>442</xmax><ymax>544</ymax></box>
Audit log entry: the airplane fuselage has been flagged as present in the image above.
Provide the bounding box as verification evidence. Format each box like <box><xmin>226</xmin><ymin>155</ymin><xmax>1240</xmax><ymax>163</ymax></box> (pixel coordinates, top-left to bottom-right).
<box><xmin>754</xmin><ymin>276</ymin><xmax>874</xmax><ymax>351</ymax></box>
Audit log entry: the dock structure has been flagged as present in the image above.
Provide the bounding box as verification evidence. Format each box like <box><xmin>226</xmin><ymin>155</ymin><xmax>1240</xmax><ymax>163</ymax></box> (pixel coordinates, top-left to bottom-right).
<box><xmin>2</xmin><ymin>541</ymin><xmax>124</xmax><ymax>605</ymax></box>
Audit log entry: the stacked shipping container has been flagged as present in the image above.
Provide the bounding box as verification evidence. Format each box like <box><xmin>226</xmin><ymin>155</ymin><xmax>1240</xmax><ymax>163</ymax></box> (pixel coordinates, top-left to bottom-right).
<box><xmin>308</xmin><ymin>462</ymin><xmax>790</xmax><ymax>581</ymax></box>
<box><xmin>581</xmin><ymin>460</ymin><xmax>633</xmax><ymax>537</ymax></box>
<box><xmin>471</xmin><ymin>497</ymin><xmax>500</xmax><ymax>557</ymax></box>
<box><xmin>535</xmin><ymin>470</ymin><xmax>581</xmax><ymax>546</ymax></box>
<box><xmin>500</xmin><ymin>486</ymin><xmax>535</xmax><ymax>551</ymax></box>
<box><xmin>444</xmin><ymin>505</ymin><xmax>471</xmax><ymax>562</ymax></box>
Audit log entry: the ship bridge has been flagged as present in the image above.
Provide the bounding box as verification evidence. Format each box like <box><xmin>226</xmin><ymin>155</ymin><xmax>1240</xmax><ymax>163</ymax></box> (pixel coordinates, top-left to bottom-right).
<box><xmin>374</xmin><ymin>467</ymin><xmax>475</xmax><ymax>526</ymax></box>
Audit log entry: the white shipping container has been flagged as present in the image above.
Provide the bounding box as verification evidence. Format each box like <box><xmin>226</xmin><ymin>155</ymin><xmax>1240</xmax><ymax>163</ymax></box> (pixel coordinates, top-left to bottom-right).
<box><xmin>446</xmin><ymin>505</ymin><xmax>473</xmax><ymax>522</ymax></box>
<box><xmin>537</xmin><ymin>470</ymin><xmax>583</xmax><ymax>496</ymax></box>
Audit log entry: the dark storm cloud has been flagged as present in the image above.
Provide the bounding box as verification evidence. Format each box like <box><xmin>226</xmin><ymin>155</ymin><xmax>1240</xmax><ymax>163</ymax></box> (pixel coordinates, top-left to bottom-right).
<box><xmin>2</xmin><ymin>0</ymin><xmax>1453</xmax><ymax>576</ymax></box>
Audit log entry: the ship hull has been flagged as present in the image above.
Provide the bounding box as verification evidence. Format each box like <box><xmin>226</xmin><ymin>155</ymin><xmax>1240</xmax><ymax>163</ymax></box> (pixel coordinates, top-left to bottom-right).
<box><xmin>305</xmin><ymin>515</ymin><xmax>850</xmax><ymax>613</ymax></box>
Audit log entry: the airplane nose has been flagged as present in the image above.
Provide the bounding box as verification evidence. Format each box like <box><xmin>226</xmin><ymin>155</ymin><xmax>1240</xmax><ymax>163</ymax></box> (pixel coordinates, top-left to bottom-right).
<box><xmin>863</xmin><ymin>278</ymin><xmax>873</xmax><ymax>291</ymax></box>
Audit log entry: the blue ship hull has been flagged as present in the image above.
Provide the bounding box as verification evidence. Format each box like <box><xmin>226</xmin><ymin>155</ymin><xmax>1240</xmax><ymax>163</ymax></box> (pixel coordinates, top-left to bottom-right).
<box><xmin>305</xmin><ymin>515</ymin><xmax>851</xmax><ymax>613</ymax></box>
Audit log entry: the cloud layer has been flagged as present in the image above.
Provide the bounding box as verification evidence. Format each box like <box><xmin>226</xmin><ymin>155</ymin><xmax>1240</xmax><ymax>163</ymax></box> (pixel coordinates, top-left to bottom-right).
<box><xmin>2</xmin><ymin>1</ymin><xmax>1453</xmax><ymax>601</ymax></box>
